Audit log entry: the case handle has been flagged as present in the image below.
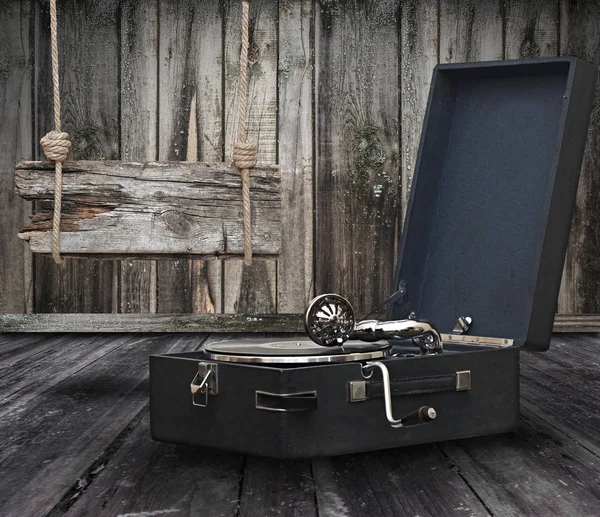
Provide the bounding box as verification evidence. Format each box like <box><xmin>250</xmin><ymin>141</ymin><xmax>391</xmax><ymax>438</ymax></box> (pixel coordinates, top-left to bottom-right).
<box><xmin>359</xmin><ymin>370</ymin><xmax>471</xmax><ymax>399</ymax></box>
<box><xmin>255</xmin><ymin>390</ymin><xmax>317</xmax><ymax>412</ymax></box>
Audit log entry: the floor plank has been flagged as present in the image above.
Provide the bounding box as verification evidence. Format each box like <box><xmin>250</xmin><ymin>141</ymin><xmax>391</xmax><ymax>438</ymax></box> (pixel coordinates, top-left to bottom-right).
<box><xmin>61</xmin><ymin>334</ymin><xmax>243</xmax><ymax>517</ymax></box>
<box><xmin>0</xmin><ymin>333</ymin><xmax>61</xmax><ymax>367</ymax></box>
<box><xmin>0</xmin><ymin>333</ymin><xmax>208</xmax><ymax>517</ymax></box>
<box><xmin>519</xmin><ymin>364</ymin><xmax>600</xmax><ymax>458</ymax></box>
<box><xmin>438</xmin><ymin>334</ymin><xmax>600</xmax><ymax>517</ymax></box>
<box><xmin>0</xmin><ymin>333</ymin><xmax>599</xmax><ymax>517</ymax></box>
<box><xmin>439</xmin><ymin>421</ymin><xmax>600</xmax><ymax>517</ymax></box>
<box><xmin>60</xmin><ymin>413</ymin><xmax>242</xmax><ymax>517</ymax></box>
<box><xmin>0</xmin><ymin>334</ymin><xmax>136</xmax><ymax>419</ymax></box>
<box><xmin>313</xmin><ymin>445</ymin><xmax>490</xmax><ymax>517</ymax></box>
<box><xmin>239</xmin><ymin>459</ymin><xmax>317</xmax><ymax>517</ymax></box>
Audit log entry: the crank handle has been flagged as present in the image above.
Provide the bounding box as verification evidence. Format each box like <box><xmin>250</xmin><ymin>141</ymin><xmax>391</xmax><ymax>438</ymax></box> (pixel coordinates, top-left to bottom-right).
<box><xmin>397</xmin><ymin>406</ymin><xmax>437</xmax><ymax>428</ymax></box>
<box><xmin>363</xmin><ymin>361</ymin><xmax>437</xmax><ymax>429</ymax></box>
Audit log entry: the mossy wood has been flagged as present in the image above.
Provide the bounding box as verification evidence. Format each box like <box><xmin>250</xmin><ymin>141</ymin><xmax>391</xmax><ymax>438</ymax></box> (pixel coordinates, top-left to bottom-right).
<box><xmin>15</xmin><ymin>160</ymin><xmax>281</xmax><ymax>258</ymax></box>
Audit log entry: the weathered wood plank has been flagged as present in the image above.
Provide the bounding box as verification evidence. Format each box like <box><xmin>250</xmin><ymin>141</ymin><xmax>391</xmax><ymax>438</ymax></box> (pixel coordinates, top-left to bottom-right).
<box><xmin>0</xmin><ymin>313</ymin><xmax>305</xmax><ymax>332</ymax></box>
<box><xmin>0</xmin><ymin>313</ymin><xmax>596</xmax><ymax>333</ymax></box>
<box><xmin>553</xmin><ymin>314</ymin><xmax>600</xmax><ymax>332</ymax></box>
<box><xmin>313</xmin><ymin>445</ymin><xmax>490</xmax><ymax>517</ymax></box>
<box><xmin>33</xmin><ymin>0</ymin><xmax>119</xmax><ymax>313</ymax></box>
<box><xmin>224</xmin><ymin>259</ymin><xmax>277</xmax><ymax>313</ymax></box>
<box><xmin>549</xmin><ymin>332</ymin><xmax>600</xmax><ymax>359</ymax></box>
<box><xmin>156</xmin><ymin>0</ymin><xmax>201</xmax><ymax>313</ymax></box>
<box><xmin>0</xmin><ymin>333</ymin><xmax>207</xmax><ymax>517</ymax></box>
<box><xmin>33</xmin><ymin>256</ymin><xmax>116</xmax><ymax>313</ymax></box>
<box><xmin>504</xmin><ymin>0</ymin><xmax>558</xmax><ymax>59</ymax></box>
<box><xmin>0</xmin><ymin>333</ymin><xmax>60</xmax><ymax>369</ymax></box>
<box><xmin>189</xmin><ymin>0</ymin><xmax>226</xmax><ymax>314</ymax></box>
<box><xmin>439</xmin><ymin>426</ymin><xmax>600</xmax><ymax>517</ymax></box>
<box><xmin>58</xmin><ymin>334</ymin><xmax>242</xmax><ymax>517</ymax></box>
<box><xmin>521</xmin><ymin>347</ymin><xmax>600</xmax><ymax>402</ymax></box>
<box><xmin>120</xmin><ymin>259</ymin><xmax>155</xmax><ymax>312</ymax></box>
<box><xmin>277</xmin><ymin>0</ymin><xmax>315</xmax><ymax>313</ymax></box>
<box><xmin>155</xmin><ymin>0</ymin><xmax>224</xmax><ymax>314</ymax></box>
<box><xmin>223</xmin><ymin>0</ymin><xmax>279</xmax><ymax>314</ymax></box>
<box><xmin>0</xmin><ymin>334</ymin><xmax>134</xmax><ymax>419</ymax></box>
<box><xmin>439</xmin><ymin>335</ymin><xmax>600</xmax><ymax>515</ymax></box>
<box><xmin>190</xmin><ymin>255</ymin><xmax>222</xmax><ymax>313</ymax></box>
<box><xmin>400</xmin><ymin>0</ymin><xmax>438</xmax><ymax>219</ymax></box>
<box><xmin>120</xmin><ymin>0</ymin><xmax>159</xmax><ymax>313</ymax></box>
<box><xmin>558</xmin><ymin>1</ymin><xmax>600</xmax><ymax>314</ymax></box>
<box><xmin>315</xmin><ymin>0</ymin><xmax>401</xmax><ymax>314</ymax></box>
<box><xmin>239</xmin><ymin>458</ymin><xmax>317</xmax><ymax>517</ymax></box>
<box><xmin>439</xmin><ymin>0</ymin><xmax>503</xmax><ymax>63</ymax></box>
<box><xmin>0</xmin><ymin>1</ymin><xmax>33</xmax><ymax>314</ymax></box>
<box><xmin>520</xmin><ymin>365</ymin><xmax>600</xmax><ymax>459</ymax></box>
<box><xmin>62</xmin><ymin>413</ymin><xmax>242</xmax><ymax>517</ymax></box>
<box><xmin>16</xmin><ymin>161</ymin><xmax>281</xmax><ymax>256</ymax></box>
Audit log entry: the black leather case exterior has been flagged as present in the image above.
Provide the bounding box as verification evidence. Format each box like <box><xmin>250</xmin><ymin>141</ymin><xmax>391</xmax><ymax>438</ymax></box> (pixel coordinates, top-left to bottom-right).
<box><xmin>150</xmin><ymin>345</ymin><xmax>519</xmax><ymax>459</ymax></box>
<box><xmin>148</xmin><ymin>58</ymin><xmax>596</xmax><ymax>458</ymax></box>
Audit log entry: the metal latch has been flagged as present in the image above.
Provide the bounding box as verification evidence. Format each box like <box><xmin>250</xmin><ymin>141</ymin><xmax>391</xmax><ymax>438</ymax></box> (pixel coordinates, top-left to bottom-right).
<box><xmin>190</xmin><ymin>362</ymin><xmax>218</xmax><ymax>407</ymax></box>
<box><xmin>452</xmin><ymin>316</ymin><xmax>473</xmax><ymax>334</ymax></box>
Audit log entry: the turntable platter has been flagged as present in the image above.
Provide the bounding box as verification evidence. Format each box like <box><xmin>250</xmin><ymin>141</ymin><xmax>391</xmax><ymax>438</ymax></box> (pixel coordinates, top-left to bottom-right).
<box><xmin>204</xmin><ymin>337</ymin><xmax>391</xmax><ymax>364</ymax></box>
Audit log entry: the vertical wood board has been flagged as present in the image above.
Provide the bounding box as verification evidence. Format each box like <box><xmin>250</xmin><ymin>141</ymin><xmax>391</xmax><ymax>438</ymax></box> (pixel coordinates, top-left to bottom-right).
<box><xmin>156</xmin><ymin>0</ymin><xmax>197</xmax><ymax>313</ymax></box>
<box><xmin>0</xmin><ymin>1</ymin><xmax>33</xmax><ymax>313</ymax></box>
<box><xmin>504</xmin><ymin>0</ymin><xmax>558</xmax><ymax>59</ymax></box>
<box><xmin>277</xmin><ymin>0</ymin><xmax>315</xmax><ymax>313</ymax></box>
<box><xmin>400</xmin><ymin>0</ymin><xmax>438</xmax><ymax>220</ymax></box>
<box><xmin>190</xmin><ymin>0</ymin><xmax>225</xmax><ymax>313</ymax></box>
<box><xmin>33</xmin><ymin>0</ymin><xmax>120</xmax><ymax>313</ymax></box>
<box><xmin>439</xmin><ymin>0</ymin><xmax>503</xmax><ymax>63</ymax></box>
<box><xmin>558</xmin><ymin>0</ymin><xmax>600</xmax><ymax>314</ymax></box>
<box><xmin>315</xmin><ymin>0</ymin><xmax>401</xmax><ymax>313</ymax></box>
<box><xmin>120</xmin><ymin>0</ymin><xmax>159</xmax><ymax>313</ymax></box>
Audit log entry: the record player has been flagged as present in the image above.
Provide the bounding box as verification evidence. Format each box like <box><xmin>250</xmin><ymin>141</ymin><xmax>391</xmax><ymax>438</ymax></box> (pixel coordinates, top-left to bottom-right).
<box><xmin>149</xmin><ymin>57</ymin><xmax>597</xmax><ymax>459</ymax></box>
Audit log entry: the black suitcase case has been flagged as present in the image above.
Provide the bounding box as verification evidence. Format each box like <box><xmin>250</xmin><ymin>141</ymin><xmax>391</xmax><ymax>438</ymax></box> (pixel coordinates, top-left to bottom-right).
<box><xmin>149</xmin><ymin>57</ymin><xmax>597</xmax><ymax>459</ymax></box>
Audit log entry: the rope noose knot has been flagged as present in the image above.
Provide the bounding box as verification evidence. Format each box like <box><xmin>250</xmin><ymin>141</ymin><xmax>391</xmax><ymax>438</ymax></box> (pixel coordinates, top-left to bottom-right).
<box><xmin>41</xmin><ymin>130</ymin><xmax>71</xmax><ymax>162</ymax></box>
<box><xmin>233</xmin><ymin>140</ymin><xmax>258</xmax><ymax>169</ymax></box>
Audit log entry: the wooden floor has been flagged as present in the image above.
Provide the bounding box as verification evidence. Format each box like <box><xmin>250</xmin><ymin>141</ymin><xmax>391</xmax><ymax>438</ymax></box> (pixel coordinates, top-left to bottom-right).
<box><xmin>1</xmin><ymin>333</ymin><xmax>600</xmax><ymax>517</ymax></box>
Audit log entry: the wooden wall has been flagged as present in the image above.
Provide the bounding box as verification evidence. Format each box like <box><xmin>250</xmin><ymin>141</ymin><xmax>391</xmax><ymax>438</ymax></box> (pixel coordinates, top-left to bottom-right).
<box><xmin>1</xmin><ymin>0</ymin><xmax>599</xmax><ymax>323</ymax></box>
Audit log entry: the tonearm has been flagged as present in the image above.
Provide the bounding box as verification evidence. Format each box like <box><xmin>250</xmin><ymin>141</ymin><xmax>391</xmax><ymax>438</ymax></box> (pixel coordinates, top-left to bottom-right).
<box><xmin>304</xmin><ymin>293</ymin><xmax>443</xmax><ymax>354</ymax></box>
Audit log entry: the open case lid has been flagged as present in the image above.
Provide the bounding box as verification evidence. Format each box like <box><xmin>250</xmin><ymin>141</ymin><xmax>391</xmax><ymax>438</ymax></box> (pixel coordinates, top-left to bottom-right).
<box><xmin>389</xmin><ymin>57</ymin><xmax>597</xmax><ymax>351</ymax></box>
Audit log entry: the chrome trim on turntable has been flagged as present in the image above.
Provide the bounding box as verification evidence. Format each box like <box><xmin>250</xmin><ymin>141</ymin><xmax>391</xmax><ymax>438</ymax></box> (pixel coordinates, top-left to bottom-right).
<box><xmin>204</xmin><ymin>347</ymin><xmax>391</xmax><ymax>364</ymax></box>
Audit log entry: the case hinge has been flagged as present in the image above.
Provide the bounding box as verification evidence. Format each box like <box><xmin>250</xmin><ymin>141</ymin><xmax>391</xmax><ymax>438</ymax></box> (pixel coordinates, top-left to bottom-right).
<box><xmin>441</xmin><ymin>334</ymin><xmax>513</xmax><ymax>347</ymax></box>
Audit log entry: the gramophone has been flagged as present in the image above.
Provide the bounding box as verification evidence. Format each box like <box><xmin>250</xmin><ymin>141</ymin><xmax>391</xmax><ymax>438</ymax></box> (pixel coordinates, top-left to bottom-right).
<box><xmin>149</xmin><ymin>57</ymin><xmax>597</xmax><ymax>458</ymax></box>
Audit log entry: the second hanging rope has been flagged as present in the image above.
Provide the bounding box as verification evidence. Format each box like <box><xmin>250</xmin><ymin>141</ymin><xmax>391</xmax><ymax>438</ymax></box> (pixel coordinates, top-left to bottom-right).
<box><xmin>232</xmin><ymin>0</ymin><xmax>257</xmax><ymax>265</ymax></box>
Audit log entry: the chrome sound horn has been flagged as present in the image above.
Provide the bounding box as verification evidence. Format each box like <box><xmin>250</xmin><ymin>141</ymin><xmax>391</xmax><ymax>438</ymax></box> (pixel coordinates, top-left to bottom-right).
<box><xmin>304</xmin><ymin>294</ymin><xmax>443</xmax><ymax>354</ymax></box>
<box><xmin>304</xmin><ymin>294</ymin><xmax>355</xmax><ymax>346</ymax></box>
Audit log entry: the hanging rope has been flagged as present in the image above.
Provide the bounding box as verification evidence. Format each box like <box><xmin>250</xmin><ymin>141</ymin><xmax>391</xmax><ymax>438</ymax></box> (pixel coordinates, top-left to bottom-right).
<box><xmin>40</xmin><ymin>0</ymin><xmax>71</xmax><ymax>265</ymax></box>
<box><xmin>39</xmin><ymin>0</ymin><xmax>253</xmax><ymax>265</ymax></box>
<box><xmin>233</xmin><ymin>0</ymin><xmax>257</xmax><ymax>265</ymax></box>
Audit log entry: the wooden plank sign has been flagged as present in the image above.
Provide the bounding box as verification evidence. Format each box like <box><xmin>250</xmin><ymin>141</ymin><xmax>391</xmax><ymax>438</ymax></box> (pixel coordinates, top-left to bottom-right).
<box><xmin>15</xmin><ymin>160</ymin><xmax>281</xmax><ymax>258</ymax></box>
